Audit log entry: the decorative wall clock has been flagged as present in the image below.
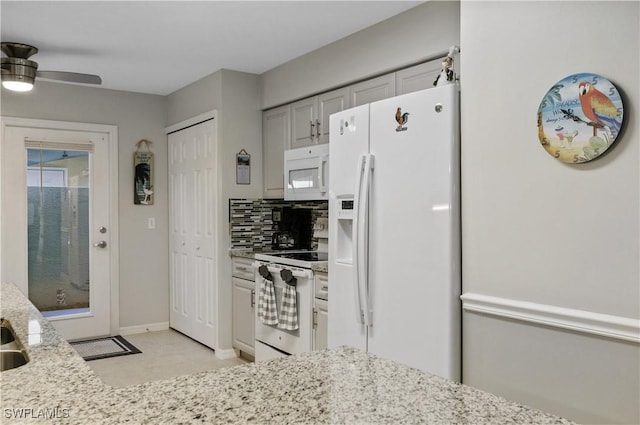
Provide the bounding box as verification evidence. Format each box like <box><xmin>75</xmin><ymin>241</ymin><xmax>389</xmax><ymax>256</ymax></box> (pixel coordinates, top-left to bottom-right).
<box><xmin>537</xmin><ymin>73</ymin><xmax>624</xmax><ymax>163</ymax></box>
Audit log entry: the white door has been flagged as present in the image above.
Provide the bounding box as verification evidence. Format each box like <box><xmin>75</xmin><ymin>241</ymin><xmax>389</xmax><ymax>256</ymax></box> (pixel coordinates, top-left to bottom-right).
<box><xmin>327</xmin><ymin>104</ymin><xmax>370</xmax><ymax>351</ymax></box>
<box><xmin>1</xmin><ymin>119</ymin><xmax>117</xmax><ymax>340</ymax></box>
<box><xmin>367</xmin><ymin>86</ymin><xmax>461</xmax><ymax>380</ymax></box>
<box><xmin>168</xmin><ymin>118</ymin><xmax>217</xmax><ymax>349</ymax></box>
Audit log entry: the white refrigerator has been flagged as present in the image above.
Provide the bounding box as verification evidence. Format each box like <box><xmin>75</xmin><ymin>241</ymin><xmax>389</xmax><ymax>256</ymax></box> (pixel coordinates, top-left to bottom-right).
<box><xmin>328</xmin><ymin>84</ymin><xmax>461</xmax><ymax>381</ymax></box>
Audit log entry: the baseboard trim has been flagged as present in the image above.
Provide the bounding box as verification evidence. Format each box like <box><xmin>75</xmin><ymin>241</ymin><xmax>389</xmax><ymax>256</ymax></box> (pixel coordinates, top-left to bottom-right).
<box><xmin>215</xmin><ymin>348</ymin><xmax>238</xmax><ymax>360</ymax></box>
<box><xmin>119</xmin><ymin>322</ymin><xmax>170</xmax><ymax>336</ymax></box>
<box><xmin>461</xmin><ymin>293</ymin><xmax>639</xmax><ymax>344</ymax></box>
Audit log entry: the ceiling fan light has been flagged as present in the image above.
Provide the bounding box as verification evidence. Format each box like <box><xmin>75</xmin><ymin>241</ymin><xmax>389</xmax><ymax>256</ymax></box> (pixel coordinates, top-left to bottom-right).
<box><xmin>2</xmin><ymin>80</ymin><xmax>34</xmax><ymax>92</ymax></box>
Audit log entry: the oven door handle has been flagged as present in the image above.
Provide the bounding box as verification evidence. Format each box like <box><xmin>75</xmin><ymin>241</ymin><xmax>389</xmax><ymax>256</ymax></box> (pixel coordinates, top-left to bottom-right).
<box><xmin>254</xmin><ymin>263</ymin><xmax>313</xmax><ymax>280</ymax></box>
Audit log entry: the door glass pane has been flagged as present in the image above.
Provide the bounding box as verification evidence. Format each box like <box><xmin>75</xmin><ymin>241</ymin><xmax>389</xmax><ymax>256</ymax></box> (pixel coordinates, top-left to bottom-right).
<box><xmin>26</xmin><ymin>148</ymin><xmax>90</xmax><ymax>318</ymax></box>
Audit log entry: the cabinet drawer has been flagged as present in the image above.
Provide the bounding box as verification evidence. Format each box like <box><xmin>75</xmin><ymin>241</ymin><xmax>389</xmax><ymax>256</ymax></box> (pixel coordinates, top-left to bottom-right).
<box><xmin>232</xmin><ymin>256</ymin><xmax>255</xmax><ymax>280</ymax></box>
<box><xmin>314</xmin><ymin>272</ymin><xmax>328</xmax><ymax>301</ymax></box>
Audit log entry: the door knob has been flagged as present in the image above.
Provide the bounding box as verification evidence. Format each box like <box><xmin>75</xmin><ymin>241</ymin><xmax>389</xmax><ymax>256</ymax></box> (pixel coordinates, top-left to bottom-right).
<box><xmin>94</xmin><ymin>241</ymin><xmax>107</xmax><ymax>248</ymax></box>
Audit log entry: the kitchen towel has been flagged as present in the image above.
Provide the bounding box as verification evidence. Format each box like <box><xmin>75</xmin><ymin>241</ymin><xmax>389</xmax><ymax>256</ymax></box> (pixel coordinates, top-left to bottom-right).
<box><xmin>278</xmin><ymin>282</ymin><xmax>298</xmax><ymax>331</ymax></box>
<box><xmin>258</xmin><ymin>277</ymin><xmax>279</xmax><ymax>325</ymax></box>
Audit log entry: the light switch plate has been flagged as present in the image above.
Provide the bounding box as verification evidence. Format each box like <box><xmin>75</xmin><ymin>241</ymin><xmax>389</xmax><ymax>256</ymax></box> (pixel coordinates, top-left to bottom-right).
<box><xmin>148</xmin><ymin>217</ymin><xmax>155</xmax><ymax>229</ymax></box>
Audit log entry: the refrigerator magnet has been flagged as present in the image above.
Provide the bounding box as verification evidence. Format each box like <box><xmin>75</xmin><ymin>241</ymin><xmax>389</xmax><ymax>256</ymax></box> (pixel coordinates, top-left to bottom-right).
<box><xmin>537</xmin><ymin>73</ymin><xmax>624</xmax><ymax>163</ymax></box>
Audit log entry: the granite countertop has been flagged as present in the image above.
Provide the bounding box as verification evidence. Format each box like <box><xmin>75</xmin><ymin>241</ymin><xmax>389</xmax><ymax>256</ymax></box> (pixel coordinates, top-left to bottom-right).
<box><xmin>1</xmin><ymin>282</ymin><xmax>574</xmax><ymax>424</ymax></box>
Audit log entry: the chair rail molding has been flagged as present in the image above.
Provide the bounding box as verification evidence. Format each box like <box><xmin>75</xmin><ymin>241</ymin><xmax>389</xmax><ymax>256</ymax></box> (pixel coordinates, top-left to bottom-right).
<box><xmin>461</xmin><ymin>293</ymin><xmax>640</xmax><ymax>344</ymax></box>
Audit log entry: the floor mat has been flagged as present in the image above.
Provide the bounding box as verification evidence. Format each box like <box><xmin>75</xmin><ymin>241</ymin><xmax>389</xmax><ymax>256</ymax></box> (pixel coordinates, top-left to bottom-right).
<box><xmin>70</xmin><ymin>335</ymin><xmax>141</xmax><ymax>361</ymax></box>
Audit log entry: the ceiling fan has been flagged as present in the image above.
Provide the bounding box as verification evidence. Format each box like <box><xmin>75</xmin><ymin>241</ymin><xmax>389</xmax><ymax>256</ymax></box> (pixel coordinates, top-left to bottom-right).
<box><xmin>1</xmin><ymin>42</ymin><xmax>102</xmax><ymax>92</ymax></box>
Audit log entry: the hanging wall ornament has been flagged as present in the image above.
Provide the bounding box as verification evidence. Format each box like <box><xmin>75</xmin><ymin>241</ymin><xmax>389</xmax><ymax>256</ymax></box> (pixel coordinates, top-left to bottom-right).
<box><xmin>134</xmin><ymin>139</ymin><xmax>154</xmax><ymax>205</ymax></box>
<box><xmin>537</xmin><ymin>73</ymin><xmax>624</xmax><ymax>163</ymax></box>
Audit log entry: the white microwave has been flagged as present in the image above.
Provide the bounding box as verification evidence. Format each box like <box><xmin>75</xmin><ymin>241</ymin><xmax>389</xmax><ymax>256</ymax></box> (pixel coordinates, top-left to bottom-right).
<box><xmin>284</xmin><ymin>144</ymin><xmax>329</xmax><ymax>201</ymax></box>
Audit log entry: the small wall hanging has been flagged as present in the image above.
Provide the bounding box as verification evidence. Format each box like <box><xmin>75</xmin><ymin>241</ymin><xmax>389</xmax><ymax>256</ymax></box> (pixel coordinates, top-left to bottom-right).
<box><xmin>134</xmin><ymin>139</ymin><xmax>154</xmax><ymax>205</ymax></box>
<box><xmin>236</xmin><ymin>149</ymin><xmax>251</xmax><ymax>185</ymax></box>
<box><xmin>537</xmin><ymin>73</ymin><xmax>624</xmax><ymax>163</ymax></box>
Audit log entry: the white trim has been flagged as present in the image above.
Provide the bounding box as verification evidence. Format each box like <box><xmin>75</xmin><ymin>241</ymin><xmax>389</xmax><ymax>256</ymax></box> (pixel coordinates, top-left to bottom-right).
<box><xmin>215</xmin><ymin>348</ymin><xmax>239</xmax><ymax>360</ymax></box>
<box><xmin>461</xmin><ymin>293</ymin><xmax>640</xmax><ymax>344</ymax></box>
<box><xmin>119</xmin><ymin>322</ymin><xmax>170</xmax><ymax>336</ymax></box>
<box><xmin>165</xmin><ymin>110</ymin><xmax>216</xmax><ymax>134</ymax></box>
<box><xmin>0</xmin><ymin>116</ymin><xmax>120</xmax><ymax>337</ymax></box>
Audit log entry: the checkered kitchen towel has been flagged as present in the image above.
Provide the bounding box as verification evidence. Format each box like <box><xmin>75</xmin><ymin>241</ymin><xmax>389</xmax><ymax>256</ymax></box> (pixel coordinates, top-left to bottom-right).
<box><xmin>258</xmin><ymin>277</ymin><xmax>279</xmax><ymax>325</ymax></box>
<box><xmin>278</xmin><ymin>282</ymin><xmax>298</xmax><ymax>331</ymax></box>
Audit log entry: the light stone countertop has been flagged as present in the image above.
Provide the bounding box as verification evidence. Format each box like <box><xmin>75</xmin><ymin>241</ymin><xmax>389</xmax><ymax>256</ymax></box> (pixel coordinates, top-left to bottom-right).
<box><xmin>229</xmin><ymin>249</ymin><xmax>328</xmax><ymax>273</ymax></box>
<box><xmin>1</xmin><ymin>282</ymin><xmax>574</xmax><ymax>424</ymax></box>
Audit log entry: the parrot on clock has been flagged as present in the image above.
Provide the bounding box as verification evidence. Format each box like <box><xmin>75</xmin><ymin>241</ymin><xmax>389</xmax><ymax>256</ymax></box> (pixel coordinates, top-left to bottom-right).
<box><xmin>578</xmin><ymin>81</ymin><xmax>621</xmax><ymax>139</ymax></box>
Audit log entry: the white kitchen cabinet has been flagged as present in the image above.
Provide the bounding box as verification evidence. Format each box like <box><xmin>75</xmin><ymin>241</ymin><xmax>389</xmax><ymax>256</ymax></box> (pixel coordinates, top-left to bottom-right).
<box><xmin>290</xmin><ymin>97</ymin><xmax>317</xmax><ymax>149</ymax></box>
<box><xmin>313</xmin><ymin>298</ymin><xmax>328</xmax><ymax>351</ymax></box>
<box><xmin>290</xmin><ymin>87</ymin><xmax>349</xmax><ymax>147</ymax></box>
<box><xmin>313</xmin><ymin>272</ymin><xmax>329</xmax><ymax>351</ymax></box>
<box><xmin>317</xmin><ymin>88</ymin><xmax>349</xmax><ymax>144</ymax></box>
<box><xmin>232</xmin><ymin>256</ymin><xmax>255</xmax><ymax>357</ymax></box>
<box><xmin>395</xmin><ymin>58</ymin><xmax>444</xmax><ymax>95</ymax></box>
<box><xmin>349</xmin><ymin>73</ymin><xmax>396</xmax><ymax>107</ymax></box>
<box><xmin>262</xmin><ymin>105</ymin><xmax>290</xmax><ymax>198</ymax></box>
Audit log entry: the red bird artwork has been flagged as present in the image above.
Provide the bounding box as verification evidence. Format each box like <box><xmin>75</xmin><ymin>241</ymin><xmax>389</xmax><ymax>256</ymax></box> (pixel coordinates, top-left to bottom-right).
<box><xmin>578</xmin><ymin>81</ymin><xmax>621</xmax><ymax>139</ymax></box>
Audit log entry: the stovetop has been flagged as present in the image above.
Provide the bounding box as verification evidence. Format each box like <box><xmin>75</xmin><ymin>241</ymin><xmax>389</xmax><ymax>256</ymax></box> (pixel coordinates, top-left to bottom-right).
<box><xmin>254</xmin><ymin>250</ymin><xmax>328</xmax><ymax>269</ymax></box>
<box><xmin>268</xmin><ymin>251</ymin><xmax>328</xmax><ymax>261</ymax></box>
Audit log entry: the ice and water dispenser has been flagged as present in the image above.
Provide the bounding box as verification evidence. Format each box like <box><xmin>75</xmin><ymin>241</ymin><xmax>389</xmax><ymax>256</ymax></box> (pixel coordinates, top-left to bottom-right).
<box><xmin>334</xmin><ymin>197</ymin><xmax>355</xmax><ymax>264</ymax></box>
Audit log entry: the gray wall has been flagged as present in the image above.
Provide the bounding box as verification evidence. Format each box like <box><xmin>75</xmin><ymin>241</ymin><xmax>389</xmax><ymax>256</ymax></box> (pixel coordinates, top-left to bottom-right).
<box><xmin>166</xmin><ymin>69</ymin><xmax>262</xmax><ymax>350</ymax></box>
<box><xmin>260</xmin><ymin>0</ymin><xmax>461</xmax><ymax>108</ymax></box>
<box><xmin>1</xmin><ymin>82</ymin><xmax>170</xmax><ymax>329</ymax></box>
<box><xmin>460</xmin><ymin>2</ymin><xmax>639</xmax><ymax>423</ymax></box>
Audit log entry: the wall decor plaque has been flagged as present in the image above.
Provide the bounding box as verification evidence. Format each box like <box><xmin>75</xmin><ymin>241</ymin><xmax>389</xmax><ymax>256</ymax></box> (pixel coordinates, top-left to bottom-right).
<box><xmin>537</xmin><ymin>73</ymin><xmax>623</xmax><ymax>163</ymax></box>
<box><xmin>134</xmin><ymin>139</ymin><xmax>153</xmax><ymax>205</ymax></box>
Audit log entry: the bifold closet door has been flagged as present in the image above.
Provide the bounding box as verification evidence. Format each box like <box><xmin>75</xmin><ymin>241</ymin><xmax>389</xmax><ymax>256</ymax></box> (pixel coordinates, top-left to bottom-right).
<box><xmin>168</xmin><ymin>119</ymin><xmax>218</xmax><ymax>349</ymax></box>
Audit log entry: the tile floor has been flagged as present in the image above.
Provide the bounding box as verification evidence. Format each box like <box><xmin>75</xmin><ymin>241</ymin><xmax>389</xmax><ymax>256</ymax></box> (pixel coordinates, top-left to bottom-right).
<box><xmin>85</xmin><ymin>329</ymin><xmax>249</xmax><ymax>387</ymax></box>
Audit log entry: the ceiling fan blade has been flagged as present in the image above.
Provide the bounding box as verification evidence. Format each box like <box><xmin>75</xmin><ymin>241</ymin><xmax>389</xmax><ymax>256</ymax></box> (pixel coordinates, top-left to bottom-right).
<box><xmin>36</xmin><ymin>70</ymin><xmax>102</xmax><ymax>85</ymax></box>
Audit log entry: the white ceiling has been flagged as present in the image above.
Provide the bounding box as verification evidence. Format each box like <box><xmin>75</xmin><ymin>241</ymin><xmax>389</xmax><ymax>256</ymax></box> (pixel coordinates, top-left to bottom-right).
<box><xmin>1</xmin><ymin>1</ymin><xmax>423</xmax><ymax>95</ymax></box>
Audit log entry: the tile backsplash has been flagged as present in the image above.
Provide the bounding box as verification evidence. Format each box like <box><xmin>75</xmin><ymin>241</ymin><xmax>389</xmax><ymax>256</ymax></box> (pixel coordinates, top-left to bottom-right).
<box><xmin>229</xmin><ymin>199</ymin><xmax>328</xmax><ymax>251</ymax></box>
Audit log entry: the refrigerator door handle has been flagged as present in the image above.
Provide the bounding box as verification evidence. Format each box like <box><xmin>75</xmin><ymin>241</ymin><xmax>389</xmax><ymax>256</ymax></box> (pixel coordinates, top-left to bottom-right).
<box><xmin>359</xmin><ymin>153</ymin><xmax>374</xmax><ymax>327</ymax></box>
<box><xmin>352</xmin><ymin>154</ymin><xmax>366</xmax><ymax>324</ymax></box>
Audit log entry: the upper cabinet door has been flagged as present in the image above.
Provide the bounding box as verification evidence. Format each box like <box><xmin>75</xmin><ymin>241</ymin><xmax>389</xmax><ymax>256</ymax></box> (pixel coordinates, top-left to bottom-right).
<box><xmin>395</xmin><ymin>58</ymin><xmax>443</xmax><ymax>95</ymax></box>
<box><xmin>349</xmin><ymin>73</ymin><xmax>396</xmax><ymax>107</ymax></box>
<box><xmin>263</xmin><ymin>105</ymin><xmax>290</xmax><ymax>198</ymax></box>
<box><xmin>290</xmin><ymin>97</ymin><xmax>317</xmax><ymax>149</ymax></box>
<box><xmin>317</xmin><ymin>87</ymin><xmax>349</xmax><ymax>144</ymax></box>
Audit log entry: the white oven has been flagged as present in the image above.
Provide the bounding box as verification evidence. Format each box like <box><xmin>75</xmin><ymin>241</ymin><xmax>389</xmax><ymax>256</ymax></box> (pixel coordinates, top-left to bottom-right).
<box><xmin>253</xmin><ymin>251</ymin><xmax>328</xmax><ymax>360</ymax></box>
<box><xmin>284</xmin><ymin>145</ymin><xmax>329</xmax><ymax>201</ymax></box>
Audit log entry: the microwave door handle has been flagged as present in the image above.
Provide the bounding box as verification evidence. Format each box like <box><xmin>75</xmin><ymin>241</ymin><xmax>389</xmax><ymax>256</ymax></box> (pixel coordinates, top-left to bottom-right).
<box><xmin>319</xmin><ymin>155</ymin><xmax>328</xmax><ymax>194</ymax></box>
<box><xmin>352</xmin><ymin>154</ymin><xmax>366</xmax><ymax>325</ymax></box>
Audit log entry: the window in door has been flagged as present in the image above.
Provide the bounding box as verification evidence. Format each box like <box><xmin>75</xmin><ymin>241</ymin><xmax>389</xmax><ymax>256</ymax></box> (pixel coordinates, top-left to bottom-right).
<box><xmin>26</xmin><ymin>148</ymin><xmax>90</xmax><ymax>318</ymax></box>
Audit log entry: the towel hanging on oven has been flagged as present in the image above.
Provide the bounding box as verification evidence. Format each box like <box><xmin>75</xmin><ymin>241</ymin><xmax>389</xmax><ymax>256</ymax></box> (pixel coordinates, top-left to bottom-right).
<box><xmin>258</xmin><ymin>270</ymin><xmax>278</xmax><ymax>325</ymax></box>
<box><xmin>278</xmin><ymin>269</ymin><xmax>299</xmax><ymax>331</ymax></box>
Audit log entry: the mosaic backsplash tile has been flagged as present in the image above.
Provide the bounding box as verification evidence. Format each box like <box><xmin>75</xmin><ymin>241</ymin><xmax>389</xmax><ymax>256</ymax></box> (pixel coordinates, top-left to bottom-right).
<box><xmin>229</xmin><ymin>199</ymin><xmax>328</xmax><ymax>251</ymax></box>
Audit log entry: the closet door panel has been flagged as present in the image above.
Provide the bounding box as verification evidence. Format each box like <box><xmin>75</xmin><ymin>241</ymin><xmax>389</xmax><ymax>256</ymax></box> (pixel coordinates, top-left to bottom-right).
<box><xmin>168</xmin><ymin>118</ymin><xmax>218</xmax><ymax>349</ymax></box>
